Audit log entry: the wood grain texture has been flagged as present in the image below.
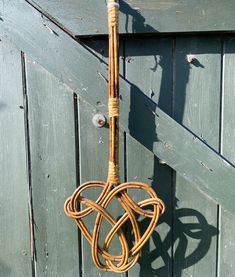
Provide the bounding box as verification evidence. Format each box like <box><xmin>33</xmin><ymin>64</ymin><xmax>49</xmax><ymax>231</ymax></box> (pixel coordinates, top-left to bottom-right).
<box><xmin>174</xmin><ymin>36</ymin><xmax>221</xmax><ymax>148</ymax></box>
<box><xmin>219</xmin><ymin>210</ymin><xmax>235</xmax><ymax>277</ymax></box>
<box><xmin>173</xmin><ymin>178</ymin><xmax>219</xmax><ymax>277</ymax></box>
<box><xmin>125</xmin><ymin>37</ymin><xmax>173</xmax><ymax>276</ymax></box>
<box><xmin>25</xmin><ymin>56</ymin><xmax>80</xmax><ymax>277</ymax></box>
<box><xmin>1</xmin><ymin>0</ymin><xmax>235</xmax><ymax>214</ymax></box>
<box><xmin>28</xmin><ymin>0</ymin><xmax>235</xmax><ymax>35</ymax></box>
<box><xmin>222</xmin><ymin>37</ymin><xmax>235</xmax><ymax>165</ymax></box>
<box><xmin>79</xmin><ymin>97</ymin><xmax>126</xmax><ymax>277</ymax></box>
<box><xmin>0</xmin><ymin>40</ymin><xmax>32</xmax><ymax>276</ymax></box>
<box><xmin>125</xmin><ymin>37</ymin><xmax>173</xmax><ymax>116</ymax></box>
<box><xmin>77</xmin><ymin>39</ymin><xmax>126</xmax><ymax>275</ymax></box>
<box><xmin>219</xmin><ymin>37</ymin><xmax>235</xmax><ymax>277</ymax></box>
<box><xmin>173</xmin><ymin>36</ymin><xmax>221</xmax><ymax>276</ymax></box>
<box><xmin>2</xmin><ymin>1</ymin><xmax>235</xmax><ymax>276</ymax></box>
<box><xmin>127</xmin><ymin>136</ymin><xmax>173</xmax><ymax>277</ymax></box>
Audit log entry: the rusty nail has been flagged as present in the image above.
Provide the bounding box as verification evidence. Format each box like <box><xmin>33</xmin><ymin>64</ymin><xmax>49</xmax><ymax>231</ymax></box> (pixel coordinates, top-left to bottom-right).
<box><xmin>92</xmin><ymin>113</ymin><xmax>106</xmax><ymax>128</ymax></box>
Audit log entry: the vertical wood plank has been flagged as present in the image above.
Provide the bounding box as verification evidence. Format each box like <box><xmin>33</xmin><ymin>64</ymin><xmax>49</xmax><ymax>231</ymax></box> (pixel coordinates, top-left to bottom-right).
<box><xmin>125</xmin><ymin>37</ymin><xmax>173</xmax><ymax>277</ymax></box>
<box><xmin>79</xmin><ymin>39</ymin><xmax>126</xmax><ymax>277</ymax></box>
<box><xmin>25</xmin><ymin>56</ymin><xmax>80</xmax><ymax>277</ymax></box>
<box><xmin>125</xmin><ymin>37</ymin><xmax>173</xmax><ymax>116</ymax></box>
<box><xmin>173</xmin><ymin>36</ymin><xmax>221</xmax><ymax>277</ymax></box>
<box><xmin>222</xmin><ymin>37</ymin><xmax>235</xmax><ymax>164</ymax></box>
<box><xmin>79</xmin><ymin>98</ymin><xmax>126</xmax><ymax>277</ymax></box>
<box><xmin>0</xmin><ymin>40</ymin><xmax>32</xmax><ymax>276</ymax></box>
<box><xmin>219</xmin><ymin>209</ymin><xmax>235</xmax><ymax>277</ymax></box>
<box><xmin>126</xmin><ymin>136</ymin><xmax>173</xmax><ymax>277</ymax></box>
<box><xmin>219</xmin><ymin>37</ymin><xmax>235</xmax><ymax>277</ymax></box>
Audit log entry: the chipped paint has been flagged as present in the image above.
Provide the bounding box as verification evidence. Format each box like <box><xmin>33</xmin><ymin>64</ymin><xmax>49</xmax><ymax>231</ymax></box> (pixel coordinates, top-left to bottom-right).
<box><xmin>43</xmin><ymin>23</ymin><xmax>59</xmax><ymax>36</ymax></box>
<box><xmin>97</xmin><ymin>71</ymin><xmax>108</xmax><ymax>83</ymax></box>
<box><xmin>197</xmin><ymin>160</ymin><xmax>213</xmax><ymax>172</ymax></box>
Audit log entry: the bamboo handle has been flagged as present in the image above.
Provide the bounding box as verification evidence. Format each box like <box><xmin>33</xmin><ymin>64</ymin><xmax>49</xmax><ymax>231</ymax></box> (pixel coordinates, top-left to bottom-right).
<box><xmin>107</xmin><ymin>0</ymin><xmax>120</xmax><ymax>185</ymax></box>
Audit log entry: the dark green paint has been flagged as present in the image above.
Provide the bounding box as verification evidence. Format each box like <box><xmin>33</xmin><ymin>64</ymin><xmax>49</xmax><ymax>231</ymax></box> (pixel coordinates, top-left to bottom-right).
<box><xmin>1</xmin><ymin>1</ymin><xmax>235</xmax><ymax>276</ymax></box>
<box><xmin>222</xmin><ymin>37</ymin><xmax>235</xmax><ymax>164</ymax></box>
<box><xmin>219</xmin><ymin>209</ymin><xmax>235</xmax><ymax>277</ymax></box>
<box><xmin>173</xmin><ymin>36</ymin><xmax>221</xmax><ymax>276</ymax></box>
<box><xmin>77</xmin><ymin>39</ymin><xmax>126</xmax><ymax>277</ymax></box>
<box><xmin>125</xmin><ymin>37</ymin><xmax>173</xmax><ymax>276</ymax></box>
<box><xmin>25</xmin><ymin>56</ymin><xmax>80</xmax><ymax>277</ymax></box>
<box><xmin>29</xmin><ymin>0</ymin><xmax>235</xmax><ymax>36</ymax></box>
<box><xmin>219</xmin><ymin>37</ymin><xmax>235</xmax><ymax>277</ymax></box>
<box><xmin>1</xmin><ymin>1</ymin><xmax>235</xmax><ymax>215</ymax></box>
<box><xmin>0</xmin><ymin>40</ymin><xmax>32</xmax><ymax>276</ymax></box>
<box><xmin>79</xmin><ymin>97</ymin><xmax>126</xmax><ymax>277</ymax></box>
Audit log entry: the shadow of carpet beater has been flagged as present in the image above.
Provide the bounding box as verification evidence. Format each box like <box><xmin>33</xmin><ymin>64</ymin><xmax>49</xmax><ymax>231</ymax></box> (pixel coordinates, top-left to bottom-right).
<box><xmin>64</xmin><ymin>0</ymin><xmax>165</xmax><ymax>272</ymax></box>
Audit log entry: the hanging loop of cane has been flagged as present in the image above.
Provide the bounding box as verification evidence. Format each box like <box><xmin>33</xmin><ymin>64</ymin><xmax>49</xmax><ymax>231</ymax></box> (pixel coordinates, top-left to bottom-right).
<box><xmin>64</xmin><ymin>0</ymin><xmax>165</xmax><ymax>273</ymax></box>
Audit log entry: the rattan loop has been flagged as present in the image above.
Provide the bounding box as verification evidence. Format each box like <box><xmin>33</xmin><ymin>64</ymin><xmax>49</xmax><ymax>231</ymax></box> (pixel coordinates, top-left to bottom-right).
<box><xmin>64</xmin><ymin>181</ymin><xmax>165</xmax><ymax>272</ymax></box>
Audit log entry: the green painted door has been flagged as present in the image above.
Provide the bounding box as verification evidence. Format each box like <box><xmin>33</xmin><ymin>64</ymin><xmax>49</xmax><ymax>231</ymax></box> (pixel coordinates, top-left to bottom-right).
<box><xmin>1</xmin><ymin>1</ymin><xmax>235</xmax><ymax>276</ymax></box>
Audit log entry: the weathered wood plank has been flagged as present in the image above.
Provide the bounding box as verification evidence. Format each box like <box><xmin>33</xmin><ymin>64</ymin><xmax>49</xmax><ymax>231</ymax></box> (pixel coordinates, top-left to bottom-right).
<box><xmin>119</xmin><ymin>40</ymin><xmax>234</xmax><ymax>216</ymax></box>
<box><xmin>174</xmin><ymin>37</ymin><xmax>221</xmax><ymax>148</ymax></box>
<box><xmin>79</xmin><ymin>97</ymin><xmax>126</xmax><ymax>277</ymax></box>
<box><xmin>28</xmin><ymin>0</ymin><xmax>235</xmax><ymax>36</ymax></box>
<box><xmin>0</xmin><ymin>0</ymin><xmax>110</xmax><ymax>113</ymax></box>
<box><xmin>173</xmin><ymin>177</ymin><xmax>219</xmax><ymax>277</ymax></box>
<box><xmin>219</xmin><ymin>210</ymin><xmax>235</xmax><ymax>277</ymax></box>
<box><xmin>78</xmin><ymin>38</ymin><xmax>126</xmax><ymax>275</ymax></box>
<box><xmin>222</xmin><ymin>37</ymin><xmax>235</xmax><ymax>165</ymax></box>
<box><xmin>25</xmin><ymin>56</ymin><xmax>80</xmax><ymax>277</ymax></box>
<box><xmin>125</xmin><ymin>37</ymin><xmax>173</xmax><ymax>276</ymax></box>
<box><xmin>1</xmin><ymin>1</ymin><xmax>235</xmax><ymax>215</ymax></box>
<box><xmin>125</xmin><ymin>37</ymin><xmax>173</xmax><ymax>115</ymax></box>
<box><xmin>78</xmin><ymin>40</ymin><xmax>125</xmax><ymax>277</ymax></box>
<box><xmin>127</xmin><ymin>137</ymin><xmax>173</xmax><ymax>277</ymax></box>
<box><xmin>173</xmin><ymin>36</ymin><xmax>221</xmax><ymax>276</ymax></box>
<box><xmin>219</xmin><ymin>37</ymin><xmax>235</xmax><ymax>277</ymax></box>
<box><xmin>0</xmin><ymin>40</ymin><xmax>32</xmax><ymax>276</ymax></box>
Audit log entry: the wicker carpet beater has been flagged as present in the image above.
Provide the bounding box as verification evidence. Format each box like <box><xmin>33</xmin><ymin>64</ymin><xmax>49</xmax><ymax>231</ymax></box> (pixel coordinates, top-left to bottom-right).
<box><xmin>64</xmin><ymin>0</ymin><xmax>165</xmax><ymax>273</ymax></box>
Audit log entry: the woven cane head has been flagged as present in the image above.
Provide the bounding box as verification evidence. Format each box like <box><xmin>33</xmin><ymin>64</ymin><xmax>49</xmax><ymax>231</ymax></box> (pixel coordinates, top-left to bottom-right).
<box><xmin>64</xmin><ymin>181</ymin><xmax>165</xmax><ymax>272</ymax></box>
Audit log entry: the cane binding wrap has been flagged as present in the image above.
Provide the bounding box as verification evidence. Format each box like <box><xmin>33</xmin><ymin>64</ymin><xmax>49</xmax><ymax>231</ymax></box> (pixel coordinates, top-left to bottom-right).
<box><xmin>64</xmin><ymin>0</ymin><xmax>165</xmax><ymax>272</ymax></box>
